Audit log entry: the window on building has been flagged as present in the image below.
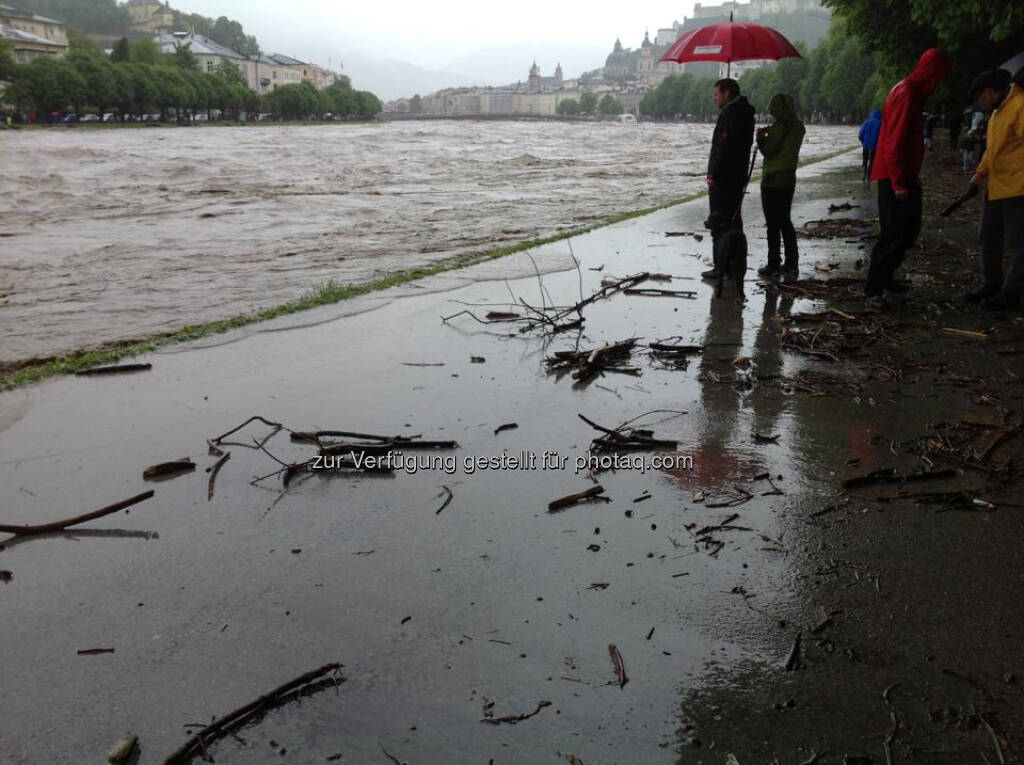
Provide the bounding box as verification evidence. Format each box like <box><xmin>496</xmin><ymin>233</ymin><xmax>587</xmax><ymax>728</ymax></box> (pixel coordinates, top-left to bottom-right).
<box><xmin>207</xmin><ymin>60</ymin><xmax>214</xmax><ymax>72</ymax></box>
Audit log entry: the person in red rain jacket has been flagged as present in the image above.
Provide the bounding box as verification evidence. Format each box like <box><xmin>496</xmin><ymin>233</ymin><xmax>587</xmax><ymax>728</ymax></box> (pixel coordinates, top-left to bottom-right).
<box><xmin>865</xmin><ymin>47</ymin><xmax>951</xmax><ymax>307</ymax></box>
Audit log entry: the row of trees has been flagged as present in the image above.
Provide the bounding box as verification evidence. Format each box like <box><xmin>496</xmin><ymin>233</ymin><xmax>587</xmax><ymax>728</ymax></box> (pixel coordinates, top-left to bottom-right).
<box><xmin>643</xmin><ymin>0</ymin><xmax>1021</xmax><ymax>124</ymax></box>
<box><xmin>1</xmin><ymin>33</ymin><xmax>380</xmax><ymax>122</ymax></box>
<box><xmin>640</xmin><ymin>19</ymin><xmax>881</xmax><ymax>122</ymax></box>
<box><xmin>265</xmin><ymin>81</ymin><xmax>381</xmax><ymax>121</ymax></box>
<box><xmin>556</xmin><ymin>92</ymin><xmax>625</xmax><ymax>116</ymax></box>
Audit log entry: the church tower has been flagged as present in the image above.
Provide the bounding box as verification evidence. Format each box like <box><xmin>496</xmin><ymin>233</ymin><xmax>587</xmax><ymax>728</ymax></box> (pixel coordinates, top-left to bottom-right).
<box><xmin>527</xmin><ymin>60</ymin><xmax>541</xmax><ymax>93</ymax></box>
<box><xmin>554</xmin><ymin>62</ymin><xmax>563</xmax><ymax>86</ymax></box>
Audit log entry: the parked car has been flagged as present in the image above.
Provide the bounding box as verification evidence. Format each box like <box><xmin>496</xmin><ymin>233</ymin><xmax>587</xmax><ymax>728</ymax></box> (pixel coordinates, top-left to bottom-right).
<box><xmin>80</xmin><ymin>114</ymin><xmax>100</xmax><ymax>122</ymax></box>
<box><xmin>102</xmin><ymin>113</ymin><xmax>117</xmax><ymax>123</ymax></box>
<box><xmin>59</xmin><ymin>113</ymin><xmax>78</xmax><ymax>123</ymax></box>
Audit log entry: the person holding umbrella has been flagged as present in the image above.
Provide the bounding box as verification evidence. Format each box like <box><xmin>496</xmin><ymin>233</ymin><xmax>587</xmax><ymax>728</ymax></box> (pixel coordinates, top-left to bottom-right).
<box><xmin>865</xmin><ymin>47</ymin><xmax>951</xmax><ymax>308</ymax></box>
<box><xmin>701</xmin><ymin>78</ymin><xmax>755</xmax><ymax>279</ymax></box>
<box><xmin>755</xmin><ymin>92</ymin><xmax>805</xmax><ymax>277</ymax></box>
<box><xmin>965</xmin><ymin>67</ymin><xmax>1024</xmax><ymax>311</ymax></box>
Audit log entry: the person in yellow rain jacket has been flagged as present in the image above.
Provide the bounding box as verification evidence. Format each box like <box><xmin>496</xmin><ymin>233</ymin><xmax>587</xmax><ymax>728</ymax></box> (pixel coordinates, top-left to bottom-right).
<box><xmin>966</xmin><ymin>68</ymin><xmax>1024</xmax><ymax>311</ymax></box>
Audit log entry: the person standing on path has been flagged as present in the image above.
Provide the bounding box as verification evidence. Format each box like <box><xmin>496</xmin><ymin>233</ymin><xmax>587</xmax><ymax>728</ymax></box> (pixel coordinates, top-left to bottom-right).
<box><xmin>965</xmin><ymin>68</ymin><xmax>1024</xmax><ymax>311</ymax></box>
<box><xmin>865</xmin><ymin>47</ymin><xmax>951</xmax><ymax>308</ymax></box>
<box><xmin>858</xmin><ymin>109</ymin><xmax>883</xmax><ymax>182</ymax></box>
<box><xmin>755</xmin><ymin>92</ymin><xmax>805</xmax><ymax>277</ymax></box>
<box><xmin>701</xmin><ymin>78</ymin><xmax>755</xmax><ymax>279</ymax></box>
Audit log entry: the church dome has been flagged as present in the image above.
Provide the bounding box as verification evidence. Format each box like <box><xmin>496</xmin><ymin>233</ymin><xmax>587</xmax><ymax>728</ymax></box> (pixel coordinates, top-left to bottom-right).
<box><xmin>605</xmin><ymin>38</ymin><xmax>629</xmax><ymax>67</ymax></box>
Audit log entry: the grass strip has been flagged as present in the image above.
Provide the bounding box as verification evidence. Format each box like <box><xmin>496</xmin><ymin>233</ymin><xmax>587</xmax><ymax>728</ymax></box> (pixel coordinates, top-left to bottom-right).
<box><xmin>1</xmin><ymin>146</ymin><xmax>856</xmax><ymax>391</ymax></box>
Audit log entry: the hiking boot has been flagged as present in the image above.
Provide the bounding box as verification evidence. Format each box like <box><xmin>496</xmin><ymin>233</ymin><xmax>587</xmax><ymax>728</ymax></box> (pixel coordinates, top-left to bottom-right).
<box><xmin>884</xmin><ymin>279</ymin><xmax>911</xmax><ymax>294</ymax></box>
<box><xmin>981</xmin><ymin>292</ymin><xmax>1022</xmax><ymax>311</ymax></box>
<box><xmin>701</xmin><ymin>268</ymin><xmax>721</xmax><ymax>280</ymax></box>
<box><xmin>782</xmin><ymin>262</ymin><xmax>799</xmax><ymax>277</ymax></box>
<box><xmin>964</xmin><ymin>285</ymin><xmax>1000</xmax><ymax>303</ymax></box>
<box><xmin>865</xmin><ymin>294</ymin><xmax>889</xmax><ymax>311</ymax></box>
<box><xmin>757</xmin><ymin>263</ymin><xmax>782</xmax><ymax>277</ymax></box>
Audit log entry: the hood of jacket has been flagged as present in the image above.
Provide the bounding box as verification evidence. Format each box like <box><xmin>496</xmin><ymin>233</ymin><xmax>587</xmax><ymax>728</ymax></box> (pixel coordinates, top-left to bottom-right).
<box><xmin>768</xmin><ymin>93</ymin><xmax>796</xmax><ymax>123</ymax></box>
<box><xmin>870</xmin><ymin>108</ymin><xmax>882</xmax><ymax>120</ymax></box>
<box><xmin>906</xmin><ymin>47</ymin><xmax>951</xmax><ymax>94</ymax></box>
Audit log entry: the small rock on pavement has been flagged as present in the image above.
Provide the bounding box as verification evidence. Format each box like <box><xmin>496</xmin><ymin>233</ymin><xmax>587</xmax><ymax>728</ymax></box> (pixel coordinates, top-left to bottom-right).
<box><xmin>107</xmin><ymin>733</ymin><xmax>137</xmax><ymax>763</ymax></box>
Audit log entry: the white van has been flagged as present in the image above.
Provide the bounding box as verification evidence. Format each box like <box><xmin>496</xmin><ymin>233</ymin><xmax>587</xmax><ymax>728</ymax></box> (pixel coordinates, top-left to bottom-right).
<box><xmin>617</xmin><ymin>113</ymin><xmax>637</xmax><ymax>124</ymax></box>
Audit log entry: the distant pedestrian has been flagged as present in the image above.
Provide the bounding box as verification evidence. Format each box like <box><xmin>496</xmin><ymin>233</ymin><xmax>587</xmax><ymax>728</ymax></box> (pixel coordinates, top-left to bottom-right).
<box><xmin>701</xmin><ymin>78</ymin><xmax>755</xmax><ymax>280</ymax></box>
<box><xmin>964</xmin><ymin>69</ymin><xmax>1024</xmax><ymax>311</ymax></box>
<box><xmin>755</xmin><ymin>92</ymin><xmax>805</xmax><ymax>277</ymax></box>
<box><xmin>858</xmin><ymin>108</ymin><xmax>883</xmax><ymax>181</ymax></box>
<box><xmin>865</xmin><ymin>47</ymin><xmax>951</xmax><ymax>308</ymax></box>
<box><xmin>948</xmin><ymin>110</ymin><xmax>963</xmax><ymax>150</ymax></box>
<box><xmin>924</xmin><ymin>113</ymin><xmax>937</xmax><ymax>149</ymax></box>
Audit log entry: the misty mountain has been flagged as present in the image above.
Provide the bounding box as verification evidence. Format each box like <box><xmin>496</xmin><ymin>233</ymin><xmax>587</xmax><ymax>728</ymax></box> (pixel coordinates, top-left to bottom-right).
<box><xmin>444</xmin><ymin>43</ymin><xmax>609</xmax><ymax>87</ymax></box>
<box><xmin>290</xmin><ymin>45</ymin><xmax>472</xmax><ymax>100</ymax></box>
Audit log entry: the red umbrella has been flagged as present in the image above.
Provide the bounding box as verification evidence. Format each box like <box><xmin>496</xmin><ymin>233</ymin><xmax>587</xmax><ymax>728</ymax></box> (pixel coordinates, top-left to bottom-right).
<box><xmin>660</xmin><ymin>19</ymin><xmax>801</xmax><ymax>77</ymax></box>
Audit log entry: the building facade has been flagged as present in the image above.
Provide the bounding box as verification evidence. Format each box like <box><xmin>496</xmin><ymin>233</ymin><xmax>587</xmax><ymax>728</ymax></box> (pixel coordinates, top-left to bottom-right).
<box><xmin>0</xmin><ymin>4</ymin><xmax>67</xmax><ymax>63</ymax></box>
<box><xmin>125</xmin><ymin>0</ymin><xmax>174</xmax><ymax>34</ymax></box>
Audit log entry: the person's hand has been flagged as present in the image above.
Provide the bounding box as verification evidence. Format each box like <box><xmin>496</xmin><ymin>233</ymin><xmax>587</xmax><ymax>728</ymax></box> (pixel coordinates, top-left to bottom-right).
<box><xmin>706</xmin><ymin>175</ymin><xmax>715</xmax><ymax>186</ymax></box>
<box><xmin>969</xmin><ymin>172</ymin><xmax>984</xmax><ymax>188</ymax></box>
<box><xmin>894</xmin><ymin>185</ymin><xmax>908</xmax><ymax>200</ymax></box>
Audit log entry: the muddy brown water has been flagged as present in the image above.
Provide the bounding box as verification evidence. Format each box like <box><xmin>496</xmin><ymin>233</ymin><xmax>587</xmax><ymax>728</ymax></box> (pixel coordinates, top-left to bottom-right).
<box><xmin>0</xmin><ymin>153</ymin><xmax>911</xmax><ymax>763</ymax></box>
<box><xmin>0</xmin><ymin>122</ymin><xmax>854</xmax><ymax>365</ymax></box>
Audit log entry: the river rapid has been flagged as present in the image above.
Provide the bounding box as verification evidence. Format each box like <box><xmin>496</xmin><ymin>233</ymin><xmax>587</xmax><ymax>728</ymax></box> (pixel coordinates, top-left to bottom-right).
<box><xmin>0</xmin><ymin>120</ymin><xmax>855</xmax><ymax>364</ymax></box>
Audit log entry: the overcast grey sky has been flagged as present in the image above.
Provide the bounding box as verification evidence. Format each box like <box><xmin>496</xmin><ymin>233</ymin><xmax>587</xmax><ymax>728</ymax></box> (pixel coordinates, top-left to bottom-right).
<box><xmin>171</xmin><ymin>0</ymin><xmax>701</xmax><ymax>70</ymax></box>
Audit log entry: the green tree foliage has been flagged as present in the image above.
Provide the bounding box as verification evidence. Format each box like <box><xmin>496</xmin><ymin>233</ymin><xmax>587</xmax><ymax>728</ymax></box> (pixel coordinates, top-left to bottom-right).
<box><xmin>171</xmin><ymin>42</ymin><xmax>199</xmax><ymax>71</ymax></box>
<box><xmin>214</xmin><ymin>58</ymin><xmax>246</xmax><ymax>88</ymax></box>
<box><xmin>0</xmin><ymin>38</ymin><xmax>14</xmax><ymax>81</ymax></box>
<box><xmin>556</xmin><ymin>98</ymin><xmax>580</xmax><ymax>115</ymax></box>
<box><xmin>6</xmin><ymin>56</ymin><xmax>86</xmax><ymax>120</ymax></box>
<box><xmin>823</xmin><ymin>0</ymin><xmax>1020</xmax><ymax>105</ymax></box>
<box><xmin>263</xmin><ymin>81</ymin><xmax>322</xmax><ymax>120</ymax></box>
<box><xmin>129</xmin><ymin>38</ymin><xmax>162</xmax><ymax>66</ymax></box>
<box><xmin>110</xmin><ymin>37</ymin><xmax>131</xmax><ymax>64</ymax></box>
<box><xmin>4</xmin><ymin>40</ymin><xmax>381</xmax><ymax>124</ymax></box>
<box><xmin>640</xmin><ymin>75</ymin><xmax>720</xmax><ymax>119</ymax></box>
<box><xmin>578</xmin><ymin>91</ymin><xmax>598</xmax><ymax>115</ymax></box>
<box><xmin>598</xmin><ymin>94</ymin><xmax>625</xmax><ymax>115</ymax></box>
<box><xmin>15</xmin><ymin>0</ymin><xmax>129</xmax><ymax>35</ymax></box>
<box><xmin>67</xmin><ymin>28</ymin><xmax>102</xmax><ymax>56</ymax></box>
<box><xmin>68</xmin><ymin>49</ymin><xmax>121</xmax><ymax>118</ymax></box>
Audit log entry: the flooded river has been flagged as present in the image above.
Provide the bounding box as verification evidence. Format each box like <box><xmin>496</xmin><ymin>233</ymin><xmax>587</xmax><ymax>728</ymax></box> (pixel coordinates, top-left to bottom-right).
<box><xmin>0</xmin><ymin>121</ymin><xmax>854</xmax><ymax>364</ymax></box>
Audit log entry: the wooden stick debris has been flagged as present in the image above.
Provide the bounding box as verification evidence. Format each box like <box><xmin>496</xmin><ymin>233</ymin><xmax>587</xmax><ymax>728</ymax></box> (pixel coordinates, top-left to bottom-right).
<box><xmin>207</xmin><ymin>452</ymin><xmax>231</xmax><ymax>501</ymax></box>
<box><xmin>843</xmin><ymin>468</ymin><xmax>956</xmax><ymax>489</ymax></box>
<box><xmin>75</xmin><ymin>363</ymin><xmax>152</xmax><ymax>376</ymax></box>
<box><xmin>649</xmin><ymin>343</ymin><xmax>702</xmax><ymax>354</ymax></box>
<box><xmin>143</xmin><ymin>459</ymin><xmax>195</xmax><ymax>480</ymax></box>
<box><xmin>435</xmin><ymin>485</ymin><xmax>453</xmax><ymax>515</ymax></box>
<box><xmin>578</xmin><ymin>413</ymin><xmax>678</xmax><ymax>454</ymax></box>
<box><xmin>162</xmin><ymin>662</ymin><xmax>343</xmax><ymax>765</ymax></box>
<box><xmin>608</xmin><ymin>643</ymin><xmax>628</xmax><ymax>688</ymax></box>
<box><xmin>0</xmin><ymin>491</ymin><xmax>154</xmax><ymax>536</ymax></box>
<box><xmin>548</xmin><ymin>486</ymin><xmax>606</xmax><ymax>512</ymax></box>
<box><xmin>211</xmin><ymin>415</ymin><xmax>284</xmax><ymax>445</ymax></box>
<box><xmin>623</xmin><ymin>288</ymin><xmax>697</xmax><ymax>298</ymax></box>
<box><xmin>784</xmin><ymin>632</ymin><xmax>802</xmax><ymax>671</ymax></box>
<box><xmin>77</xmin><ymin>647</ymin><xmax>115</xmax><ymax>655</ymax></box>
<box><xmin>494</xmin><ymin>423</ymin><xmax>518</xmax><ymax>435</ymax></box>
<box><xmin>941</xmin><ymin>327</ymin><xmax>990</xmax><ymax>340</ymax></box>
<box><xmin>479</xmin><ymin>700</ymin><xmax>552</xmax><ymax>725</ymax></box>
